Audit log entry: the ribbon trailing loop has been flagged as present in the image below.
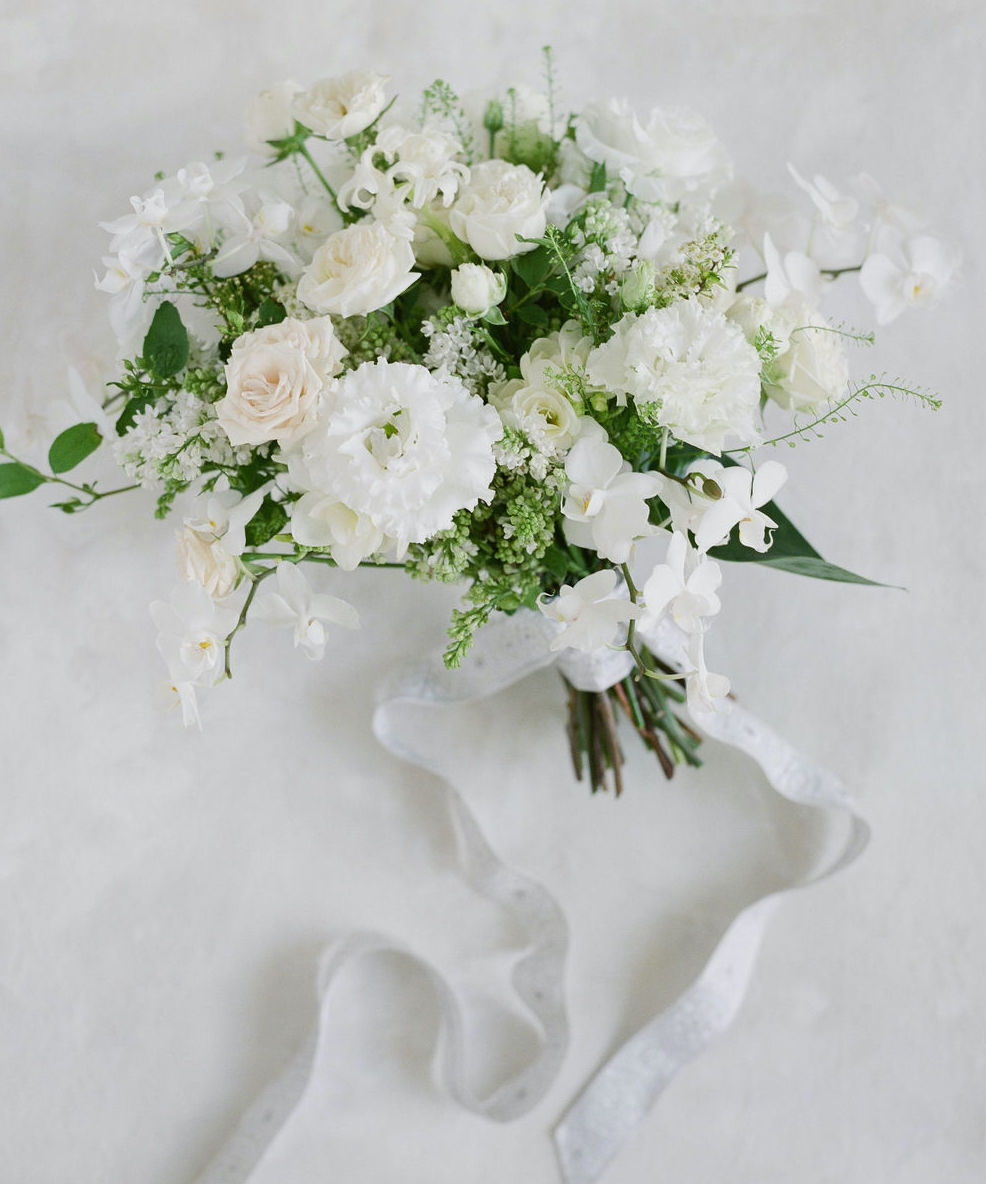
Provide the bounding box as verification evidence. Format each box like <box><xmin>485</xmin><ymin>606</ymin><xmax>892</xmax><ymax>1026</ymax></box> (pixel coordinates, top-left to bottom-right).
<box><xmin>193</xmin><ymin>611</ymin><xmax>868</xmax><ymax>1184</ymax></box>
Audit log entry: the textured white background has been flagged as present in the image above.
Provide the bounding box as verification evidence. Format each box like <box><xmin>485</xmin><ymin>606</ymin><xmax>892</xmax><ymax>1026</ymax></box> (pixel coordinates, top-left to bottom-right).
<box><xmin>1</xmin><ymin>2</ymin><xmax>984</xmax><ymax>1182</ymax></box>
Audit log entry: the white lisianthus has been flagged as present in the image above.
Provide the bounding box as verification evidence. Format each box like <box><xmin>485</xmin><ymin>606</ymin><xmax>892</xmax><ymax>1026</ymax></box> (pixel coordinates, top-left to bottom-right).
<box><xmin>639</xmin><ymin>532</ymin><xmax>722</xmax><ymax>636</ymax></box>
<box><xmin>575</xmin><ymin>98</ymin><xmax>730</xmax><ymax>203</ymax></box>
<box><xmin>540</xmin><ymin>569</ymin><xmax>640</xmax><ymax>653</ymax></box>
<box><xmin>489</xmin><ymin>322</ymin><xmax>590</xmax><ymax>457</ymax></box>
<box><xmin>246</xmin><ymin>81</ymin><xmax>303</xmax><ymax>154</ymax></box>
<box><xmin>291</xmin><ymin>359</ymin><xmax>502</xmax><ymax>554</ymax></box>
<box><xmin>450</xmin><ymin>263</ymin><xmax>507</xmax><ymax>316</ymax></box>
<box><xmin>449</xmin><ymin>160</ymin><xmax>548</xmax><ymax>260</ymax></box>
<box><xmin>297</xmin><ymin>220</ymin><xmax>418</xmax><ymax>316</ymax></box>
<box><xmin>561</xmin><ymin>419</ymin><xmax>662</xmax><ymax>563</ymax></box>
<box><xmin>859</xmin><ymin>232</ymin><xmax>958</xmax><ymax>325</ymax></box>
<box><xmin>292</xmin><ymin>70</ymin><xmax>389</xmax><ymax>140</ymax></box>
<box><xmin>729</xmin><ymin>293</ymin><xmax>850</xmax><ymax>413</ymax></box>
<box><xmin>217</xmin><ymin>316</ymin><xmax>347</xmax><ymax>447</ymax></box>
<box><xmin>586</xmin><ymin>299</ymin><xmax>762</xmax><ymax>453</ymax></box>
<box><xmin>254</xmin><ymin>563</ymin><xmax>359</xmax><ymax>661</ymax></box>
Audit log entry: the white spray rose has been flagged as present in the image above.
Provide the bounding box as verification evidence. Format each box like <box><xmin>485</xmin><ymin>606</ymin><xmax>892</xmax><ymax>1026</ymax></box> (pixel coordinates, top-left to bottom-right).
<box><xmin>449</xmin><ymin>160</ymin><xmax>548</xmax><ymax>260</ymax></box>
<box><xmin>450</xmin><ymin>263</ymin><xmax>507</xmax><ymax>315</ymax></box>
<box><xmin>297</xmin><ymin>220</ymin><xmax>418</xmax><ymax>316</ymax></box>
<box><xmin>246</xmin><ymin>81</ymin><xmax>303</xmax><ymax>154</ymax></box>
<box><xmin>291</xmin><ymin>69</ymin><xmax>389</xmax><ymax>139</ymax></box>
<box><xmin>217</xmin><ymin>316</ymin><xmax>347</xmax><ymax>447</ymax></box>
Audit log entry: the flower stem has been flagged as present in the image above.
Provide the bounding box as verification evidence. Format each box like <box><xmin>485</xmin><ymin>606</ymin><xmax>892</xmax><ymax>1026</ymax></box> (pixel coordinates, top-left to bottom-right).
<box><xmin>297</xmin><ymin>144</ymin><xmax>339</xmax><ymax>208</ymax></box>
<box><xmin>223</xmin><ymin>567</ymin><xmax>274</xmax><ymax>679</ymax></box>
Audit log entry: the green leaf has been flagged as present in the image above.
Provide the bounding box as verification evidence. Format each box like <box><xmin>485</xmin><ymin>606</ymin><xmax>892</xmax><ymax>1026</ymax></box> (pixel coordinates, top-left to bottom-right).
<box><xmin>708</xmin><ymin>500</ymin><xmax>889</xmax><ymax>586</ymax></box>
<box><xmin>0</xmin><ymin>426</ymin><xmax>5</xmax><ymax>449</ymax></box>
<box><xmin>143</xmin><ymin>301</ymin><xmax>189</xmax><ymax>379</ymax></box>
<box><xmin>48</xmin><ymin>422</ymin><xmax>102</xmax><ymax>473</ymax></box>
<box><xmin>515</xmin><ymin>303</ymin><xmax>550</xmax><ymax>328</ymax></box>
<box><xmin>482</xmin><ymin>306</ymin><xmax>507</xmax><ymax>325</ymax></box>
<box><xmin>512</xmin><ymin>246</ymin><xmax>553</xmax><ymax>289</ymax></box>
<box><xmin>116</xmin><ymin>394</ymin><xmax>156</xmax><ymax>437</ymax></box>
<box><xmin>0</xmin><ymin>462</ymin><xmax>45</xmax><ymax>499</ymax></box>
<box><xmin>256</xmin><ymin>298</ymin><xmax>287</xmax><ymax>328</ymax></box>
<box><xmin>588</xmin><ymin>160</ymin><xmax>607</xmax><ymax>193</ymax></box>
<box><xmin>244</xmin><ymin>496</ymin><xmax>289</xmax><ymax>548</ymax></box>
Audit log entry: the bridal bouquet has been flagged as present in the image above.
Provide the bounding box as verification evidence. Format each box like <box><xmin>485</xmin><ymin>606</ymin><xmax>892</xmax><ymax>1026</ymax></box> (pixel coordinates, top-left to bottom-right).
<box><xmin>1</xmin><ymin>56</ymin><xmax>953</xmax><ymax>791</ymax></box>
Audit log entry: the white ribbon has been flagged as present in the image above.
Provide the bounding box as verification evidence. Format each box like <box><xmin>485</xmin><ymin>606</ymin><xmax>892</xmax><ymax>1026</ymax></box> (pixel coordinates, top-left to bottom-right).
<box><xmin>191</xmin><ymin>611</ymin><xmax>867</xmax><ymax>1184</ymax></box>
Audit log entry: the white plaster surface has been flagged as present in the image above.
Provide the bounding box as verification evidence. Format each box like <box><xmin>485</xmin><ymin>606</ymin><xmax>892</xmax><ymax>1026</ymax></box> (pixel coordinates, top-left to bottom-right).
<box><xmin>1</xmin><ymin>2</ymin><xmax>984</xmax><ymax>1181</ymax></box>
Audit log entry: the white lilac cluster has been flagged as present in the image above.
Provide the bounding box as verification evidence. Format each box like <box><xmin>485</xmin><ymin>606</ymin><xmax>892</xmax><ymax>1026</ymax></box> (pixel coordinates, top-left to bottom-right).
<box><xmin>57</xmin><ymin>64</ymin><xmax>949</xmax><ymax>750</ymax></box>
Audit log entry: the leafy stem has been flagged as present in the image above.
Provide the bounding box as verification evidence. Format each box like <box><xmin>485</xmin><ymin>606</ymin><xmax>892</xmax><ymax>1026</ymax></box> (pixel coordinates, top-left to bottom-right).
<box><xmin>223</xmin><ymin>566</ymin><xmax>274</xmax><ymax>679</ymax></box>
<box><xmin>735</xmin><ymin>262</ymin><xmax>864</xmax><ymax>293</ymax></box>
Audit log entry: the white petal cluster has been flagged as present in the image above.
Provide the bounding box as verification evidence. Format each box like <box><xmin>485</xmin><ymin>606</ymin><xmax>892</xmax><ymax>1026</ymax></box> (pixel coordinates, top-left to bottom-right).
<box><xmin>340</xmin><ymin>125</ymin><xmax>469</xmax><ymax>218</ymax></box>
<box><xmin>254</xmin><ymin>563</ymin><xmax>359</xmax><ymax>660</ymax></box>
<box><xmin>860</xmin><ymin>234</ymin><xmax>958</xmax><ymax>325</ymax></box>
<box><xmin>653</xmin><ymin>460</ymin><xmax>787</xmax><ymax>553</ymax></box>
<box><xmin>290</xmin><ymin>359</ymin><xmax>502</xmax><ymax>556</ymax></box>
<box><xmin>587</xmin><ymin>299</ymin><xmax>762</xmax><ymax>453</ymax></box>
<box><xmin>291</xmin><ymin>70</ymin><xmax>389</xmax><ymax>140</ymax></box>
<box><xmin>540</xmin><ymin>569</ymin><xmax>639</xmax><ymax>653</ymax></box>
<box><xmin>176</xmin><ymin>486</ymin><xmax>266</xmax><ymax>598</ymax></box>
<box><xmin>450</xmin><ymin>263</ymin><xmax>507</xmax><ymax>316</ymax></box>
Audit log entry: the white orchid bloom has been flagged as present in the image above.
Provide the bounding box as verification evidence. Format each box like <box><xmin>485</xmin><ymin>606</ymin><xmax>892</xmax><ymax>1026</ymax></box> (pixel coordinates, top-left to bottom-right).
<box><xmin>640</xmin><ymin>532</ymin><xmax>722</xmax><ymax>636</ymax></box>
<box><xmin>150</xmin><ymin>582</ymin><xmax>239</xmax><ymax>687</ymax></box>
<box><xmin>787</xmin><ymin>164</ymin><xmax>859</xmax><ymax>231</ymax></box>
<box><xmin>763</xmin><ymin>233</ymin><xmax>822</xmax><ymax>307</ymax></box>
<box><xmin>540</xmin><ymin>569</ymin><xmax>640</xmax><ymax>653</ymax></box>
<box><xmin>212</xmin><ymin>197</ymin><xmax>299</xmax><ymax>279</ymax></box>
<box><xmin>185</xmin><ymin>485</ymin><xmax>268</xmax><ymax>557</ymax></box>
<box><xmin>687</xmin><ymin>460</ymin><xmax>788</xmax><ymax>553</ymax></box>
<box><xmin>683</xmin><ymin>632</ymin><xmax>731</xmax><ymax>714</ymax></box>
<box><xmin>859</xmin><ymin>233</ymin><xmax>957</xmax><ymax>325</ymax></box>
<box><xmin>254</xmin><ymin>563</ymin><xmax>359</xmax><ymax>660</ymax></box>
<box><xmin>852</xmin><ymin>173</ymin><xmax>923</xmax><ymax>236</ymax></box>
<box><xmin>100</xmin><ymin>187</ymin><xmax>201</xmax><ymax>270</ymax></box>
<box><xmin>562</xmin><ymin>420</ymin><xmax>662</xmax><ymax>564</ymax></box>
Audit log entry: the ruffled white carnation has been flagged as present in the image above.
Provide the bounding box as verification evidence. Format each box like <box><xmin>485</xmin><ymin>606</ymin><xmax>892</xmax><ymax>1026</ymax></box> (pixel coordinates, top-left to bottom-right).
<box><xmin>297</xmin><ymin>220</ymin><xmax>418</xmax><ymax>316</ymax></box>
<box><xmin>586</xmin><ymin>299</ymin><xmax>761</xmax><ymax>453</ymax></box>
<box><xmin>217</xmin><ymin>316</ymin><xmax>347</xmax><ymax>447</ymax></box>
<box><xmin>449</xmin><ymin>160</ymin><xmax>548</xmax><ymax>260</ymax></box>
<box><xmin>292</xmin><ymin>70</ymin><xmax>389</xmax><ymax>140</ymax></box>
<box><xmin>290</xmin><ymin>359</ymin><xmax>502</xmax><ymax>554</ymax></box>
<box><xmin>575</xmin><ymin>99</ymin><xmax>730</xmax><ymax>203</ymax></box>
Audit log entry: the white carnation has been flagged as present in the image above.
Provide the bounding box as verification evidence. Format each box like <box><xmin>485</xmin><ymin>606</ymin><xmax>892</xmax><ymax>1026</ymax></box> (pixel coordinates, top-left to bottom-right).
<box><xmin>292</xmin><ymin>70</ymin><xmax>389</xmax><ymax>140</ymax></box>
<box><xmin>586</xmin><ymin>300</ymin><xmax>761</xmax><ymax>453</ymax></box>
<box><xmin>575</xmin><ymin>98</ymin><xmax>730</xmax><ymax>204</ymax></box>
<box><xmin>449</xmin><ymin>160</ymin><xmax>548</xmax><ymax>260</ymax></box>
<box><xmin>217</xmin><ymin>316</ymin><xmax>347</xmax><ymax>447</ymax></box>
<box><xmin>291</xmin><ymin>359</ymin><xmax>502</xmax><ymax>554</ymax></box>
<box><xmin>297</xmin><ymin>220</ymin><xmax>418</xmax><ymax>316</ymax></box>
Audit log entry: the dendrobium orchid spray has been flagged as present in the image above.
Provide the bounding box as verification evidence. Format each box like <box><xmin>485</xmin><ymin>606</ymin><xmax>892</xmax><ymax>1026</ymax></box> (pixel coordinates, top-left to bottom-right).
<box><xmin>0</xmin><ymin>51</ymin><xmax>953</xmax><ymax>792</ymax></box>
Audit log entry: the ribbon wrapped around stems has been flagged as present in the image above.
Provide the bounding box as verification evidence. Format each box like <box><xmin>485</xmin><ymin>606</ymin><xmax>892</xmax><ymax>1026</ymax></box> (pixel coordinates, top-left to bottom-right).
<box><xmin>192</xmin><ymin>610</ymin><xmax>868</xmax><ymax>1184</ymax></box>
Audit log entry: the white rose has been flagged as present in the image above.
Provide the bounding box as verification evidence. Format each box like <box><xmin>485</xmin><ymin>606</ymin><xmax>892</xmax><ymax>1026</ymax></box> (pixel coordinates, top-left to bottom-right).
<box><xmin>763</xmin><ymin>299</ymin><xmax>850</xmax><ymax>413</ymax></box>
<box><xmin>450</xmin><ymin>263</ymin><xmax>507</xmax><ymax>315</ymax></box>
<box><xmin>246</xmin><ymin>81</ymin><xmax>302</xmax><ymax>155</ymax></box>
<box><xmin>292</xmin><ymin>70</ymin><xmax>389</xmax><ymax>140</ymax></box>
<box><xmin>449</xmin><ymin>160</ymin><xmax>548</xmax><ymax>260</ymax></box>
<box><xmin>176</xmin><ymin>527</ymin><xmax>239</xmax><ymax>598</ymax></box>
<box><xmin>289</xmin><ymin>492</ymin><xmax>384</xmax><ymax>570</ymax></box>
<box><xmin>217</xmin><ymin>316</ymin><xmax>347</xmax><ymax>447</ymax></box>
<box><xmin>297</xmin><ymin>220</ymin><xmax>418</xmax><ymax>316</ymax></box>
<box><xmin>576</xmin><ymin>99</ymin><xmax>730</xmax><ymax>203</ymax></box>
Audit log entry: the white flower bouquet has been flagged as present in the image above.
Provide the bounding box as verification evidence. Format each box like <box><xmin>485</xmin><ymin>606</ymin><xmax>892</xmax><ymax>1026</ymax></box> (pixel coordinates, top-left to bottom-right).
<box><xmin>1</xmin><ymin>55</ymin><xmax>953</xmax><ymax>792</ymax></box>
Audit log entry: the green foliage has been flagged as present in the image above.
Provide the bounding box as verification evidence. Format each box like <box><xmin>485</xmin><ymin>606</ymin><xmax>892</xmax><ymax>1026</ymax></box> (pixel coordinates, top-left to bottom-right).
<box><xmin>0</xmin><ymin>462</ymin><xmax>45</xmax><ymax>499</ymax></box>
<box><xmin>143</xmin><ymin>301</ymin><xmax>189</xmax><ymax>379</ymax></box>
<box><xmin>708</xmin><ymin>500</ymin><xmax>888</xmax><ymax>587</ymax></box>
<box><xmin>48</xmin><ymin>422</ymin><xmax>102</xmax><ymax>474</ymax></box>
<box><xmin>421</xmin><ymin>79</ymin><xmax>474</xmax><ymax>162</ymax></box>
<box><xmin>244</xmin><ymin>496</ymin><xmax>289</xmax><ymax>547</ymax></box>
